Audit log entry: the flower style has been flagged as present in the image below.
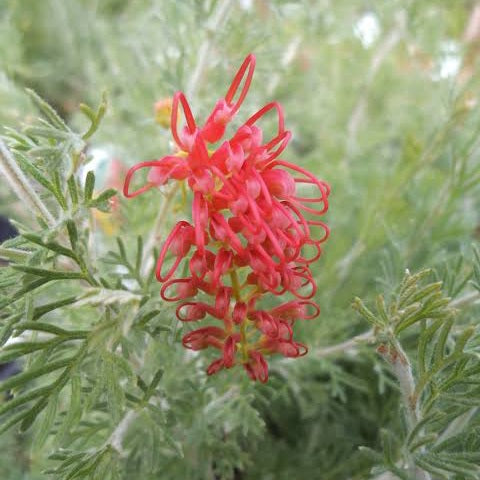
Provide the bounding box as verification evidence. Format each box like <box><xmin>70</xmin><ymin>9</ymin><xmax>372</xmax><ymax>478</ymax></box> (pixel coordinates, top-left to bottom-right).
<box><xmin>124</xmin><ymin>54</ymin><xmax>330</xmax><ymax>382</ymax></box>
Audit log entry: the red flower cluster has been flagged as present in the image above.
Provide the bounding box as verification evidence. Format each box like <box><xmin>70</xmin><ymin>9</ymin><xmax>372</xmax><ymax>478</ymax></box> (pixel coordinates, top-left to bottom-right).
<box><xmin>124</xmin><ymin>55</ymin><xmax>330</xmax><ymax>382</ymax></box>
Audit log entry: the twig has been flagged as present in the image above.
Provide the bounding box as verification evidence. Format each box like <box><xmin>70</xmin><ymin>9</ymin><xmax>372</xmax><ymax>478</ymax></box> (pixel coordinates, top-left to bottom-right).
<box><xmin>0</xmin><ymin>139</ymin><xmax>56</xmax><ymax>228</ymax></box>
<box><xmin>387</xmin><ymin>338</ymin><xmax>420</xmax><ymax>427</ymax></box>
<box><xmin>379</xmin><ymin>338</ymin><xmax>431</xmax><ymax>480</ymax></box>
<box><xmin>315</xmin><ymin>290</ymin><xmax>480</xmax><ymax>359</ymax></box>
<box><xmin>315</xmin><ymin>329</ymin><xmax>374</xmax><ymax>358</ymax></box>
<box><xmin>109</xmin><ymin>410</ymin><xmax>137</xmax><ymax>455</ymax></box>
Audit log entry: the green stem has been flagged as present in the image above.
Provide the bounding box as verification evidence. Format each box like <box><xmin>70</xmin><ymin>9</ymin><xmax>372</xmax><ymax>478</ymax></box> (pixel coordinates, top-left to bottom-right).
<box><xmin>0</xmin><ymin>139</ymin><xmax>56</xmax><ymax>228</ymax></box>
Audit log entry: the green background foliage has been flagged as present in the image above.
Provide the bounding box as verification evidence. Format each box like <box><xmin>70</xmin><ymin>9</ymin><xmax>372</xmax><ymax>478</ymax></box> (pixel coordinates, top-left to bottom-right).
<box><xmin>1</xmin><ymin>0</ymin><xmax>480</xmax><ymax>479</ymax></box>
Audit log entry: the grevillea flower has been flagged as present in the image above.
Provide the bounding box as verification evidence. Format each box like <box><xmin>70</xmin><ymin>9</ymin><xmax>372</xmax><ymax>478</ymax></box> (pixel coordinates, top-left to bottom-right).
<box><xmin>124</xmin><ymin>54</ymin><xmax>330</xmax><ymax>383</ymax></box>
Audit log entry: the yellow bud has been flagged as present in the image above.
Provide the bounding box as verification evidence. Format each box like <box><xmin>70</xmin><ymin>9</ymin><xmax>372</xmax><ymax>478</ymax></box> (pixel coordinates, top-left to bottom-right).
<box><xmin>154</xmin><ymin>98</ymin><xmax>173</xmax><ymax>128</ymax></box>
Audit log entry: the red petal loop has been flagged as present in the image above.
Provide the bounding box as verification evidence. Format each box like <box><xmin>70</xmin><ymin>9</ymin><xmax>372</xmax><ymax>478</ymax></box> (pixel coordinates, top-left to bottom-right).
<box><xmin>273</xmin><ymin>160</ymin><xmax>330</xmax><ymax>215</ymax></box>
<box><xmin>225</xmin><ymin>53</ymin><xmax>256</xmax><ymax>114</ymax></box>
<box><xmin>123</xmin><ymin>160</ymin><xmax>165</xmax><ymax>198</ymax></box>
<box><xmin>207</xmin><ymin>358</ymin><xmax>225</xmax><ymax>376</ymax></box>
<box><xmin>124</xmin><ymin>54</ymin><xmax>330</xmax><ymax>383</ymax></box>
<box><xmin>155</xmin><ymin>221</ymin><xmax>193</xmax><ymax>282</ymax></box>
<box><xmin>244</xmin><ymin>351</ymin><xmax>268</xmax><ymax>383</ymax></box>
<box><xmin>176</xmin><ymin>302</ymin><xmax>207</xmax><ymax>322</ymax></box>
<box><xmin>223</xmin><ymin>336</ymin><xmax>237</xmax><ymax>368</ymax></box>
<box><xmin>160</xmin><ymin>278</ymin><xmax>197</xmax><ymax>302</ymax></box>
<box><xmin>245</xmin><ymin>101</ymin><xmax>285</xmax><ymax>135</ymax></box>
<box><xmin>183</xmin><ymin>326</ymin><xmax>226</xmax><ymax>350</ymax></box>
<box><xmin>171</xmin><ymin>91</ymin><xmax>197</xmax><ymax>151</ymax></box>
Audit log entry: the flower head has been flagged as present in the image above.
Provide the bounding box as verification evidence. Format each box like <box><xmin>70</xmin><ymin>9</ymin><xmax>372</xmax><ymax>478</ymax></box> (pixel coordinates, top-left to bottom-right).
<box><xmin>124</xmin><ymin>54</ymin><xmax>330</xmax><ymax>382</ymax></box>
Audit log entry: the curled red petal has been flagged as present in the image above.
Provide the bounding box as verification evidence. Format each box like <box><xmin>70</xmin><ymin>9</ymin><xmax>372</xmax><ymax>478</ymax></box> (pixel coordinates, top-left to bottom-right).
<box><xmin>233</xmin><ymin>302</ymin><xmax>247</xmax><ymax>325</ymax></box>
<box><xmin>270</xmin><ymin>300</ymin><xmax>320</xmax><ymax>321</ymax></box>
<box><xmin>123</xmin><ymin>160</ymin><xmax>165</xmax><ymax>198</ymax></box>
<box><xmin>225</xmin><ymin>53</ymin><xmax>256</xmax><ymax>115</ymax></box>
<box><xmin>176</xmin><ymin>302</ymin><xmax>207</xmax><ymax>322</ymax></box>
<box><xmin>245</xmin><ymin>101</ymin><xmax>285</xmax><ymax>135</ymax></box>
<box><xmin>207</xmin><ymin>358</ymin><xmax>225</xmax><ymax>376</ymax></box>
<box><xmin>171</xmin><ymin>91</ymin><xmax>197</xmax><ymax>151</ymax></box>
<box><xmin>244</xmin><ymin>351</ymin><xmax>268</xmax><ymax>383</ymax></box>
<box><xmin>182</xmin><ymin>326</ymin><xmax>226</xmax><ymax>350</ymax></box>
<box><xmin>223</xmin><ymin>335</ymin><xmax>237</xmax><ymax>368</ymax></box>
<box><xmin>155</xmin><ymin>221</ymin><xmax>193</xmax><ymax>282</ymax></box>
<box><xmin>160</xmin><ymin>278</ymin><xmax>197</xmax><ymax>302</ymax></box>
<box><xmin>272</xmin><ymin>160</ymin><xmax>330</xmax><ymax>215</ymax></box>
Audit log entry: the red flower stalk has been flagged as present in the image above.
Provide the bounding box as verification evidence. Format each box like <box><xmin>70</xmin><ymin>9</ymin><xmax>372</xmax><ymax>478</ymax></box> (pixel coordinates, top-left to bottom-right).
<box><xmin>124</xmin><ymin>54</ymin><xmax>330</xmax><ymax>383</ymax></box>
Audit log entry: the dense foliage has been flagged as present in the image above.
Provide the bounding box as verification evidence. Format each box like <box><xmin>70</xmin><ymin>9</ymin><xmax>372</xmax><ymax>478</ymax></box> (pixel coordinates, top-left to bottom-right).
<box><xmin>1</xmin><ymin>1</ymin><xmax>480</xmax><ymax>479</ymax></box>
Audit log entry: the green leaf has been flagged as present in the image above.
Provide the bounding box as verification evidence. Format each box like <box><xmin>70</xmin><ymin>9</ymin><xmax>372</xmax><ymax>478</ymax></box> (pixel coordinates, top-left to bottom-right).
<box><xmin>33</xmin><ymin>295</ymin><xmax>79</xmax><ymax>320</ymax></box>
<box><xmin>0</xmin><ymin>313</ymin><xmax>22</xmax><ymax>346</ymax></box>
<box><xmin>14</xmin><ymin>321</ymin><xmax>88</xmax><ymax>338</ymax></box>
<box><xmin>406</xmin><ymin>411</ymin><xmax>445</xmax><ymax>446</ymax></box>
<box><xmin>66</xmin><ymin>220</ymin><xmax>79</xmax><ymax>249</ymax></box>
<box><xmin>81</xmin><ymin>91</ymin><xmax>107</xmax><ymax>140</ymax></box>
<box><xmin>116</xmin><ymin>237</ymin><xmax>127</xmax><ymax>261</ymax></box>
<box><xmin>34</xmin><ymin>392</ymin><xmax>59</xmax><ymax>446</ymax></box>
<box><xmin>20</xmin><ymin>395</ymin><xmax>50</xmax><ymax>432</ymax></box>
<box><xmin>12</xmin><ymin>265</ymin><xmax>85</xmax><ymax>280</ymax></box>
<box><xmin>418</xmin><ymin>452</ymin><xmax>480</xmax><ymax>477</ymax></box>
<box><xmin>0</xmin><ymin>339</ymin><xmax>62</xmax><ymax>362</ymax></box>
<box><xmin>15</xmin><ymin>153</ymin><xmax>55</xmax><ymax>192</ymax></box>
<box><xmin>143</xmin><ymin>369</ymin><xmax>164</xmax><ymax>402</ymax></box>
<box><xmin>26</xmin><ymin>88</ymin><xmax>70</xmax><ymax>132</ymax></box>
<box><xmin>433</xmin><ymin>318</ymin><xmax>454</xmax><ymax>367</ymax></box>
<box><xmin>352</xmin><ymin>297</ymin><xmax>383</xmax><ymax>327</ymax></box>
<box><xmin>84</xmin><ymin>171</ymin><xmax>95</xmax><ymax>202</ymax></box>
<box><xmin>68</xmin><ymin>175</ymin><xmax>79</xmax><ymax>206</ymax></box>
<box><xmin>88</xmin><ymin>188</ymin><xmax>117</xmax><ymax>212</ymax></box>
<box><xmin>136</xmin><ymin>310</ymin><xmax>163</xmax><ymax>331</ymax></box>
<box><xmin>52</xmin><ymin>170</ymin><xmax>68</xmax><ymax>210</ymax></box>
<box><xmin>45</xmin><ymin>452</ymin><xmax>87</xmax><ymax>473</ymax></box>
<box><xmin>454</xmin><ymin>327</ymin><xmax>475</xmax><ymax>354</ymax></box>
<box><xmin>103</xmin><ymin>353</ymin><xmax>124</xmax><ymax>422</ymax></box>
<box><xmin>0</xmin><ymin>356</ymin><xmax>74</xmax><ymax>393</ymax></box>
<box><xmin>375</xmin><ymin>295</ymin><xmax>389</xmax><ymax>325</ymax></box>
<box><xmin>409</xmin><ymin>433</ymin><xmax>437</xmax><ymax>452</ymax></box>
<box><xmin>0</xmin><ymin>384</ymin><xmax>52</xmax><ymax>417</ymax></box>
<box><xmin>0</xmin><ymin>403</ymin><xmax>44</xmax><ymax>435</ymax></box>
<box><xmin>57</xmin><ymin>372</ymin><xmax>82</xmax><ymax>441</ymax></box>
<box><xmin>163</xmin><ymin>430</ymin><xmax>184</xmax><ymax>458</ymax></box>
<box><xmin>23</xmin><ymin>233</ymin><xmax>77</xmax><ymax>260</ymax></box>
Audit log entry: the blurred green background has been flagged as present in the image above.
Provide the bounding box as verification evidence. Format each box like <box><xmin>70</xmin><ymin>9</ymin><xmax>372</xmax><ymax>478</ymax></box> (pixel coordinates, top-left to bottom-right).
<box><xmin>1</xmin><ymin>0</ymin><xmax>480</xmax><ymax>478</ymax></box>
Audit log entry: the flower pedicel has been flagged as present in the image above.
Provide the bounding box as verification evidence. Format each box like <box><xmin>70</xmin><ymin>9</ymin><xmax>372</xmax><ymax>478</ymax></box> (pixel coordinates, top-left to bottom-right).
<box><xmin>124</xmin><ymin>54</ymin><xmax>330</xmax><ymax>382</ymax></box>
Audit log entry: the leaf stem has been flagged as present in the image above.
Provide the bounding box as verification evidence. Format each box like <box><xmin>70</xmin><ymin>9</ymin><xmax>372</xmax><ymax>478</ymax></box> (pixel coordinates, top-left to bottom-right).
<box><xmin>140</xmin><ymin>183</ymin><xmax>180</xmax><ymax>278</ymax></box>
<box><xmin>315</xmin><ymin>329</ymin><xmax>375</xmax><ymax>358</ymax></box>
<box><xmin>0</xmin><ymin>139</ymin><xmax>56</xmax><ymax>228</ymax></box>
<box><xmin>379</xmin><ymin>338</ymin><xmax>431</xmax><ymax>480</ymax></box>
<box><xmin>315</xmin><ymin>290</ymin><xmax>480</xmax><ymax>359</ymax></box>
